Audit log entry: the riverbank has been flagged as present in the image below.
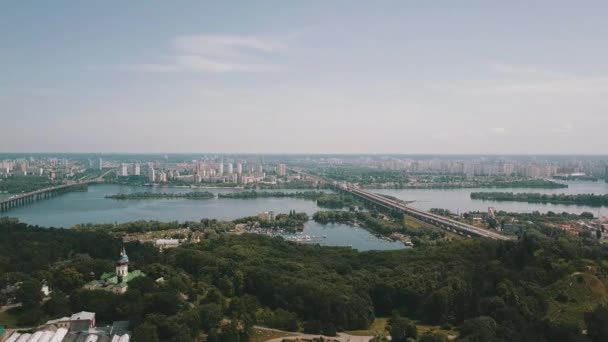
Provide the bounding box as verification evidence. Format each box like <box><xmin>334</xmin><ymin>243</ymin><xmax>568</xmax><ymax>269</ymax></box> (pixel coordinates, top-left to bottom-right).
<box><xmin>470</xmin><ymin>192</ymin><xmax>608</xmax><ymax>207</ymax></box>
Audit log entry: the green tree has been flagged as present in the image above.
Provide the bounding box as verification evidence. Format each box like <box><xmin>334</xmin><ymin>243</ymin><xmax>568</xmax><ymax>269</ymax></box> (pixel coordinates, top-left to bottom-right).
<box><xmin>388</xmin><ymin>313</ymin><xmax>417</xmax><ymax>342</ymax></box>
<box><xmin>52</xmin><ymin>267</ymin><xmax>85</xmax><ymax>292</ymax></box>
<box><xmin>219</xmin><ymin>321</ymin><xmax>241</xmax><ymax>342</ymax></box>
<box><xmin>200</xmin><ymin>303</ymin><xmax>224</xmax><ymax>330</ymax></box>
<box><xmin>16</xmin><ymin>279</ymin><xmax>42</xmax><ymax>309</ymax></box>
<box><xmin>585</xmin><ymin>305</ymin><xmax>608</xmax><ymax>342</ymax></box>
<box><xmin>132</xmin><ymin>323</ymin><xmax>159</xmax><ymax>342</ymax></box>
<box><xmin>418</xmin><ymin>332</ymin><xmax>449</xmax><ymax>342</ymax></box>
<box><xmin>458</xmin><ymin>316</ymin><xmax>497</xmax><ymax>342</ymax></box>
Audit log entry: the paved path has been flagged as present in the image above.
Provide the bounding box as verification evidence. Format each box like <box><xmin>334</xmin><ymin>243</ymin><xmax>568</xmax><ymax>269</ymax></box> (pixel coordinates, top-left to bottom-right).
<box><xmin>255</xmin><ymin>326</ymin><xmax>374</xmax><ymax>342</ymax></box>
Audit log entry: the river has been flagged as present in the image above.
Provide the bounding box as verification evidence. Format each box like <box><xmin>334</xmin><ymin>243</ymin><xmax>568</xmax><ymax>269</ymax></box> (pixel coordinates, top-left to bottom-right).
<box><xmin>4</xmin><ymin>181</ymin><xmax>606</xmax><ymax>250</ymax></box>
<box><xmin>1</xmin><ymin>184</ymin><xmax>405</xmax><ymax>251</ymax></box>
<box><xmin>373</xmin><ymin>181</ymin><xmax>608</xmax><ymax>217</ymax></box>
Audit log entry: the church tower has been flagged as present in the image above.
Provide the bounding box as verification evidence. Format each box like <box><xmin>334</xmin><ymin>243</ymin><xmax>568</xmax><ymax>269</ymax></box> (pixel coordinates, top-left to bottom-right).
<box><xmin>116</xmin><ymin>246</ymin><xmax>129</xmax><ymax>283</ymax></box>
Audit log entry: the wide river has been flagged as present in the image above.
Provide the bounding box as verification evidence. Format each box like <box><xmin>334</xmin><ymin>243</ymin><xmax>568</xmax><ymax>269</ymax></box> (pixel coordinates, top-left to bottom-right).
<box><xmin>2</xmin><ymin>184</ymin><xmax>405</xmax><ymax>251</ymax></box>
<box><xmin>374</xmin><ymin>181</ymin><xmax>608</xmax><ymax>216</ymax></box>
<box><xmin>3</xmin><ymin>181</ymin><xmax>607</xmax><ymax>250</ymax></box>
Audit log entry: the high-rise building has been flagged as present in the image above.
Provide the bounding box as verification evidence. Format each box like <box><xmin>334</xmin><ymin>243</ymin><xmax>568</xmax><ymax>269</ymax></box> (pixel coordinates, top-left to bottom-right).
<box><xmin>134</xmin><ymin>163</ymin><xmax>141</xmax><ymax>176</ymax></box>
<box><xmin>276</xmin><ymin>163</ymin><xmax>287</xmax><ymax>176</ymax></box>
<box><xmin>218</xmin><ymin>163</ymin><xmax>224</xmax><ymax>175</ymax></box>
<box><xmin>120</xmin><ymin>163</ymin><xmax>129</xmax><ymax>177</ymax></box>
<box><xmin>236</xmin><ymin>163</ymin><xmax>242</xmax><ymax>174</ymax></box>
<box><xmin>148</xmin><ymin>166</ymin><xmax>155</xmax><ymax>183</ymax></box>
<box><xmin>227</xmin><ymin>163</ymin><xmax>233</xmax><ymax>174</ymax></box>
<box><xmin>98</xmin><ymin>158</ymin><xmax>103</xmax><ymax>170</ymax></box>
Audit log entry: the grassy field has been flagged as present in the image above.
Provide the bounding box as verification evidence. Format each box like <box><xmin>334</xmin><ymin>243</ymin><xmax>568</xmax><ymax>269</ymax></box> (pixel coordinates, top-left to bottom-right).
<box><xmin>416</xmin><ymin>323</ymin><xmax>456</xmax><ymax>339</ymax></box>
<box><xmin>545</xmin><ymin>272</ymin><xmax>608</xmax><ymax>329</ymax></box>
<box><xmin>250</xmin><ymin>327</ymin><xmax>296</xmax><ymax>342</ymax></box>
<box><xmin>346</xmin><ymin>317</ymin><xmax>387</xmax><ymax>337</ymax></box>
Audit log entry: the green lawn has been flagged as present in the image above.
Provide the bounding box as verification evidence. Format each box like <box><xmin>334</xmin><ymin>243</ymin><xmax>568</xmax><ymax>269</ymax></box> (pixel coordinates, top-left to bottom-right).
<box><xmin>416</xmin><ymin>323</ymin><xmax>456</xmax><ymax>339</ymax></box>
<box><xmin>346</xmin><ymin>317</ymin><xmax>388</xmax><ymax>337</ymax></box>
<box><xmin>250</xmin><ymin>327</ymin><xmax>296</xmax><ymax>342</ymax></box>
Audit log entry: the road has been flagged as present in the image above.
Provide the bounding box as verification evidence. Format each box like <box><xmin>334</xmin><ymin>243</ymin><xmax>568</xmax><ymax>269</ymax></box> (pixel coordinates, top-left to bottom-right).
<box><xmin>255</xmin><ymin>326</ymin><xmax>374</xmax><ymax>342</ymax></box>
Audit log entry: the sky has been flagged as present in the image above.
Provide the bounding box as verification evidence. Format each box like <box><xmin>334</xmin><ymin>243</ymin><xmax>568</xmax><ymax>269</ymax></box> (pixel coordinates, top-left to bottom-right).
<box><xmin>1</xmin><ymin>1</ymin><xmax>607</xmax><ymax>154</ymax></box>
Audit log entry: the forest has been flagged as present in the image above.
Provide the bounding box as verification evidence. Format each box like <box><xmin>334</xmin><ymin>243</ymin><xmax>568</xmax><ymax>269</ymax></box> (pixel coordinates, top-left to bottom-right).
<box><xmin>2</xmin><ymin>216</ymin><xmax>608</xmax><ymax>342</ymax></box>
<box><xmin>0</xmin><ymin>176</ymin><xmax>58</xmax><ymax>193</ymax></box>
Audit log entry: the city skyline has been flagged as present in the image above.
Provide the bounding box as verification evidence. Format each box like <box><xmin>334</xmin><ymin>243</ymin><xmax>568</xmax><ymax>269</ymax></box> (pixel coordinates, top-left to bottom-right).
<box><xmin>2</xmin><ymin>1</ymin><xmax>608</xmax><ymax>154</ymax></box>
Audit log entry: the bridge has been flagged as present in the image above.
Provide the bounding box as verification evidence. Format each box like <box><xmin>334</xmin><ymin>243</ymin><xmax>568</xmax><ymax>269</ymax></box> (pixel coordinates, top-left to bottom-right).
<box><xmin>0</xmin><ymin>169</ymin><xmax>113</xmax><ymax>213</ymax></box>
<box><xmin>342</xmin><ymin>186</ymin><xmax>514</xmax><ymax>241</ymax></box>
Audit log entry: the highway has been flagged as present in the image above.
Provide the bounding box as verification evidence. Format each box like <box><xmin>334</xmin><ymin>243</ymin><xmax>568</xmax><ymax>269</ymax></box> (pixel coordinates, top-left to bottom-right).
<box><xmin>345</xmin><ymin>186</ymin><xmax>515</xmax><ymax>241</ymax></box>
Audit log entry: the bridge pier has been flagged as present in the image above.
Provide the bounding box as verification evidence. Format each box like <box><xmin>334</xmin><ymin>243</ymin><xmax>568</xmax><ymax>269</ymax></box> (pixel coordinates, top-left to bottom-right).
<box><xmin>0</xmin><ymin>182</ymin><xmax>90</xmax><ymax>213</ymax></box>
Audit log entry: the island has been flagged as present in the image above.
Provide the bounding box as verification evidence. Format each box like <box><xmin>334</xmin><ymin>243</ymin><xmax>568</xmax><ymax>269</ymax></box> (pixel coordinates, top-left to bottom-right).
<box><xmin>105</xmin><ymin>191</ymin><xmax>215</xmax><ymax>200</ymax></box>
<box><xmin>218</xmin><ymin>190</ymin><xmax>361</xmax><ymax>209</ymax></box>
<box><xmin>470</xmin><ymin>192</ymin><xmax>608</xmax><ymax>206</ymax></box>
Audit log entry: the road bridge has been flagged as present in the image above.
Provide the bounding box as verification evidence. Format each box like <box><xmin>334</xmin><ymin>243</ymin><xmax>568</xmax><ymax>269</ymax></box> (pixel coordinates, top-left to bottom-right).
<box><xmin>343</xmin><ymin>186</ymin><xmax>514</xmax><ymax>241</ymax></box>
<box><xmin>0</xmin><ymin>180</ymin><xmax>99</xmax><ymax>213</ymax></box>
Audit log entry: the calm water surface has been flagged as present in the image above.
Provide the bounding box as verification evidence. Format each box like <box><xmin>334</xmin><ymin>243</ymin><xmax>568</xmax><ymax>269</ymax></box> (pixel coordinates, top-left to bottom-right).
<box><xmin>6</xmin><ymin>181</ymin><xmax>606</xmax><ymax>250</ymax></box>
<box><xmin>373</xmin><ymin>181</ymin><xmax>608</xmax><ymax>217</ymax></box>
<box><xmin>2</xmin><ymin>184</ymin><xmax>404</xmax><ymax>251</ymax></box>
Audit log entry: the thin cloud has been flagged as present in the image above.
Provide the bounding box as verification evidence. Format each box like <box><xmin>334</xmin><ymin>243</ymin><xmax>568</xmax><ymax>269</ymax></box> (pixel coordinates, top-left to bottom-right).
<box><xmin>442</xmin><ymin>63</ymin><xmax>608</xmax><ymax>95</ymax></box>
<box><xmin>173</xmin><ymin>34</ymin><xmax>286</xmax><ymax>57</ymax></box>
<box><xmin>87</xmin><ymin>33</ymin><xmax>288</xmax><ymax>73</ymax></box>
<box><xmin>489</xmin><ymin>62</ymin><xmax>568</xmax><ymax>79</ymax></box>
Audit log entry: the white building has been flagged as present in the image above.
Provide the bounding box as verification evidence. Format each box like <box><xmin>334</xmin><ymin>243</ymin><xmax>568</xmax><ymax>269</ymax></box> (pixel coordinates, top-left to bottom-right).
<box><xmin>148</xmin><ymin>167</ymin><xmax>155</xmax><ymax>183</ymax></box>
<box><xmin>236</xmin><ymin>163</ymin><xmax>242</xmax><ymax>174</ymax></box>
<box><xmin>134</xmin><ymin>163</ymin><xmax>140</xmax><ymax>176</ymax></box>
<box><xmin>120</xmin><ymin>163</ymin><xmax>128</xmax><ymax>177</ymax></box>
<box><xmin>227</xmin><ymin>163</ymin><xmax>233</xmax><ymax>174</ymax></box>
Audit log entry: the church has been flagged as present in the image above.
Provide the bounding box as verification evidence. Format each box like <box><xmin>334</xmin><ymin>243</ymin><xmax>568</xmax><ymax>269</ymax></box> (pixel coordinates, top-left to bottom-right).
<box><xmin>84</xmin><ymin>246</ymin><xmax>145</xmax><ymax>294</ymax></box>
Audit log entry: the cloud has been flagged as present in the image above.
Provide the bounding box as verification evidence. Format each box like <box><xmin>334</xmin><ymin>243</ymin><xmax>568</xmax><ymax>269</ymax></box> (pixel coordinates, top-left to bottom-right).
<box><xmin>489</xmin><ymin>62</ymin><xmax>568</xmax><ymax>79</ymax></box>
<box><xmin>441</xmin><ymin>63</ymin><xmax>608</xmax><ymax>95</ymax></box>
<box><xmin>87</xmin><ymin>33</ymin><xmax>288</xmax><ymax>73</ymax></box>
<box><xmin>173</xmin><ymin>34</ymin><xmax>286</xmax><ymax>57</ymax></box>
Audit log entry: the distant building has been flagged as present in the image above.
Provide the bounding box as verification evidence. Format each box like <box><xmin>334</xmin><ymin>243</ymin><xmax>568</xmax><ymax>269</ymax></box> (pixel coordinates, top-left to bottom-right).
<box><xmin>236</xmin><ymin>163</ymin><xmax>243</xmax><ymax>174</ymax></box>
<box><xmin>148</xmin><ymin>166</ymin><xmax>155</xmax><ymax>183</ymax></box>
<box><xmin>155</xmin><ymin>238</ymin><xmax>180</xmax><ymax>250</ymax></box>
<box><xmin>5</xmin><ymin>312</ymin><xmax>131</xmax><ymax>342</ymax></box>
<box><xmin>120</xmin><ymin>163</ymin><xmax>128</xmax><ymax>177</ymax></box>
<box><xmin>98</xmin><ymin>158</ymin><xmax>103</xmax><ymax>170</ymax></box>
<box><xmin>276</xmin><ymin>163</ymin><xmax>287</xmax><ymax>176</ymax></box>
<box><xmin>227</xmin><ymin>163</ymin><xmax>233</xmax><ymax>174</ymax></box>
<box><xmin>43</xmin><ymin>311</ymin><xmax>96</xmax><ymax>331</ymax></box>
<box><xmin>134</xmin><ymin>163</ymin><xmax>140</xmax><ymax>176</ymax></box>
<box><xmin>84</xmin><ymin>247</ymin><xmax>145</xmax><ymax>294</ymax></box>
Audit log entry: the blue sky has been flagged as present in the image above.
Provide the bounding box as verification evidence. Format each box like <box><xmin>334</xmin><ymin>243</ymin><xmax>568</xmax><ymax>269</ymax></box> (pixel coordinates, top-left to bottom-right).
<box><xmin>1</xmin><ymin>1</ymin><xmax>607</xmax><ymax>153</ymax></box>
